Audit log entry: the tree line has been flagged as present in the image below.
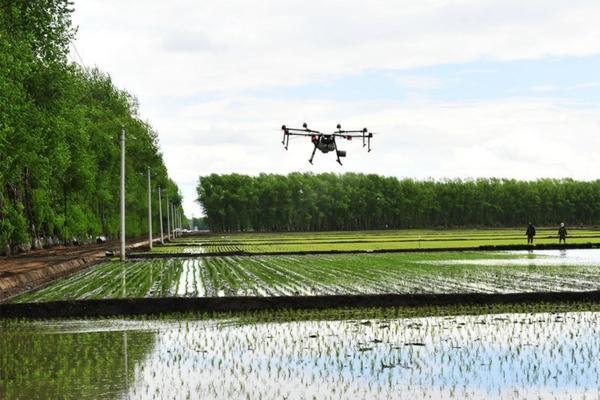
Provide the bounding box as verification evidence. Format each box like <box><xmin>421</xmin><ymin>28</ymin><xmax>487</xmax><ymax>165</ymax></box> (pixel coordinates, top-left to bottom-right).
<box><xmin>197</xmin><ymin>173</ymin><xmax>600</xmax><ymax>232</ymax></box>
<box><xmin>0</xmin><ymin>1</ymin><xmax>183</xmax><ymax>254</ymax></box>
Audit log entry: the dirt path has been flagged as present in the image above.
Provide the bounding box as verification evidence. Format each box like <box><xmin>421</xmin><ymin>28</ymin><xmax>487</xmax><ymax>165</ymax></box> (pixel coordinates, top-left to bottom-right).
<box><xmin>0</xmin><ymin>238</ymin><xmax>160</xmax><ymax>302</ymax></box>
<box><xmin>132</xmin><ymin>242</ymin><xmax>600</xmax><ymax>258</ymax></box>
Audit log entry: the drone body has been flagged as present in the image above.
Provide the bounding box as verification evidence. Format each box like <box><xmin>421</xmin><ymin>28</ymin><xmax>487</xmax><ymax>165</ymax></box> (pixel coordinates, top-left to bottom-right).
<box><xmin>280</xmin><ymin>123</ymin><xmax>374</xmax><ymax>165</ymax></box>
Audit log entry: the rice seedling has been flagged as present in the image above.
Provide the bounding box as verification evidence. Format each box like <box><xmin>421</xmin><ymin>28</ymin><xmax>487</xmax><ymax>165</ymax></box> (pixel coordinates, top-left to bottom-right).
<box><xmin>11</xmin><ymin>249</ymin><xmax>600</xmax><ymax>303</ymax></box>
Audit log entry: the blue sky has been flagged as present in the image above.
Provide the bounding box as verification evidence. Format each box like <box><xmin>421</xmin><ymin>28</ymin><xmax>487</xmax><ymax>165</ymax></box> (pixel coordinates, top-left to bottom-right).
<box><xmin>71</xmin><ymin>0</ymin><xmax>600</xmax><ymax>217</ymax></box>
<box><xmin>248</xmin><ymin>55</ymin><xmax>600</xmax><ymax>103</ymax></box>
<box><xmin>138</xmin><ymin>55</ymin><xmax>600</xmax><ymax>109</ymax></box>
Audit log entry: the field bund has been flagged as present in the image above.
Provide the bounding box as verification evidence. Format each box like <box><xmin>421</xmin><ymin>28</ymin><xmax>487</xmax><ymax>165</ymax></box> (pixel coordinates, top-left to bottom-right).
<box><xmin>3</xmin><ymin>291</ymin><xmax>600</xmax><ymax>319</ymax></box>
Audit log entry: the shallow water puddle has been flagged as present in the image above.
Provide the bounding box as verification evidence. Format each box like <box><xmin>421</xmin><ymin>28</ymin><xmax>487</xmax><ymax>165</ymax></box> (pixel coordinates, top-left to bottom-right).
<box><xmin>423</xmin><ymin>248</ymin><xmax>600</xmax><ymax>267</ymax></box>
<box><xmin>174</xmin><ymin>259</ymin><xmax>204</xmax><ymax>297</ymax></box>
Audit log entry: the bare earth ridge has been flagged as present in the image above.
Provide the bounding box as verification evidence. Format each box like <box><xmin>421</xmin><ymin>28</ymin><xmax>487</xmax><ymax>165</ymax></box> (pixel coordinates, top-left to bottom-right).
<box><xmin>0</xmin><ymin>238</ymin><xmax>157</xmax><ymax>302</ymax></box>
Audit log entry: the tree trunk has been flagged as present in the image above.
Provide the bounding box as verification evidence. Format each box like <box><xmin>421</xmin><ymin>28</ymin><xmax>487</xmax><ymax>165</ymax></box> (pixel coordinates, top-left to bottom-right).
<box><xmin>23</xmin><ymin>168</ymin><xmax>37</xmax><ymax>242</ymax></box>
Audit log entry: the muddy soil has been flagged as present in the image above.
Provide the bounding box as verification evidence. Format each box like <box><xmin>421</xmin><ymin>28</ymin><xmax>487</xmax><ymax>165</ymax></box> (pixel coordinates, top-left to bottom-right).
<box><xmin>0</xmin><ymin>238</ymin><xmax>160</xmax><ymax>302</ymax></box>
<box><xmin>134</xmin><ymin>242</ymin><xmax>600</xmax><ymax>258</ymax></box>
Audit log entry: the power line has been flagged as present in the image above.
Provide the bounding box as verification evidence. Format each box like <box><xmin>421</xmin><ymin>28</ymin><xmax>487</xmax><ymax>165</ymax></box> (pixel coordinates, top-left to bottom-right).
<box><xmin>69</xmin><ymin>41</ymin><xmax>89</xmax><ymax>73</ymax></box>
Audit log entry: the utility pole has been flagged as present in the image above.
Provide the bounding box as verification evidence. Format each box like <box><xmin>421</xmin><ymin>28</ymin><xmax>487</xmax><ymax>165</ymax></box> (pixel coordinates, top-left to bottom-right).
<box><xmin>158</xmin><ymin>186</ymin><xmax>164</xmax><ymax>244</ymax></box>
<box><xmin>171</xmin><ymin>203</ymin><xmax>175</xmax><ymax>238</ymax></box>
<box><xmin>147</xmin><ymin>167</ymin><xmax>153</xmax><ymax>251</ymax></box>
<box><xmin>172</xmin><ymin>203</ymin><xmax>177</xmax><ymax>238</ymax></box>
<box><xmin>120</xmin><ymin>127</ymin><xmax>126</xmax><ymax>261</ymax></box>
<box><xmin>180</xmin><ymin>208</ymin><xmax>184</xmax><ymax>233</ymax></box>
<box><xmin>166</xmin><ymin>195</ymin><xmax>171</xmax><ymax>241</ymax></box>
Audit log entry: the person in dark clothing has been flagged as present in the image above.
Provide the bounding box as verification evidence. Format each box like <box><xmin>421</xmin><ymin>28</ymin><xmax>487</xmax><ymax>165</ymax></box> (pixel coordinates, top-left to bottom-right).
<box><xmin>526</xmin><ymin>223</ymin><xmax>536</xmax><ymax>244</ymax></box>
<box><xmin>558</xmin><ymin>222</ymin><xmax>567</xmax><ymax>244</ymax></box>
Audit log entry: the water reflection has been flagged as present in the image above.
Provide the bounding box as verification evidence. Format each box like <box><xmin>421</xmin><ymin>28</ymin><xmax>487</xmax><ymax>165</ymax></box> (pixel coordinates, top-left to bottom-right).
<box><xmin>560</xmin><ymin>249</ymin><xmax>567</xmax><ymax>258</ymax></box>
<box><xmin>432</xmin><ymin>248</ymin><xmax>600</xmax><ymax>267</ymax></box>
<box><xmin>2</xmin><ymin>312</ymin><xmax>599</xmax><ymax>399</ymax></box>
<box><xmin>123</xmin><ymin>331</ymin><xmax>129</xmax><ymax>398</ymax></box>
<box><xmin>0</xmin><ymin>321</ymin><xmax>156</xmax><ymax>399</ymax></box>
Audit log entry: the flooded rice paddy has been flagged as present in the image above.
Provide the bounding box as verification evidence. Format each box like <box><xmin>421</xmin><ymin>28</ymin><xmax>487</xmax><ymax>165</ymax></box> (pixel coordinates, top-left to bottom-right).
<box><xmin>1</xmin><ymin>308</ymin><xmax>599</xmax><ymax>399</ymax></box>
<box><xmin>4</xmin><ymin>247</ymin><xmax>600</xmax><ymax>399</ymax></box>
<box><xmin>11</xmin><ymin>249</ymin><xmax>600</xmax><ymax>302</ymax></box>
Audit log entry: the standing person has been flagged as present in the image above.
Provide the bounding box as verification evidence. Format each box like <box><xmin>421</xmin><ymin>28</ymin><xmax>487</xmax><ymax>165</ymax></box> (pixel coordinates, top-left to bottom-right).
<box><xmin>558</xmin><ymin>222</ymin><xmax>567</xmax><ymax>244</ymax></box>
<box><xmin>526</xmin><ymin>223</ymin><xmax>536</xmax><ymax>244</ymax></box>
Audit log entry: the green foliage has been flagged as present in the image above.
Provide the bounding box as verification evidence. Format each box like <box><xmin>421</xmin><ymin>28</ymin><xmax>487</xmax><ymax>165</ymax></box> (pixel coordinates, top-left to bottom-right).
<box><xmin>190</xmin><ymin>216</ymin><xmax>208</xmax><ymax>230</ymax></box>
<box><xmin>0</xmin><ymin>1</ymin><xmax>183</xmax><ymax>253</ymax></box>
<box><xmin>197</xmin><ymin>174</ymin><xmax>600</xmax><ymax>232</ymax></box>
<box><xmin>0</xmin><ymin>199</ymin><xmax>28</xmax><ymax>250</ymax></box>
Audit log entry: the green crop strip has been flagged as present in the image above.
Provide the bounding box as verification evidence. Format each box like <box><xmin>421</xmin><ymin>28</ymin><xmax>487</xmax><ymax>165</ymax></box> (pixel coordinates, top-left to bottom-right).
<box><xmin>10</xmin><ymin>250</ymin><xmax>600</xmax><ymax>303</ymax></box>
<box><xmin>149</xmin><ymin>228</ymin><xmax>600</xmax><ymax>255</ymax></box>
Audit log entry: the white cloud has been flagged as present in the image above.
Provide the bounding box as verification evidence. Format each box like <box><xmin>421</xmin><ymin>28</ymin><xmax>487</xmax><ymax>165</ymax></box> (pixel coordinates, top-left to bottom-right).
<box><xmin>69</xmin><ymin>0</ymin><xmax>600</xmax><ymax>216</ymax></box>
<box><xmin>72</xmin><ymin>0</ymin><xmax>600</xmax><ymax>97</ymax></box>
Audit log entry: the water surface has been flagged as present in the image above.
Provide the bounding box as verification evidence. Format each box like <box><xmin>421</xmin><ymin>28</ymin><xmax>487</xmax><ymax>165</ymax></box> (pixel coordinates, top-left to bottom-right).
<box><xmin>2</xmin><ymin>311</ymin><xmax>599</xmax><ymax>399</ymax></box>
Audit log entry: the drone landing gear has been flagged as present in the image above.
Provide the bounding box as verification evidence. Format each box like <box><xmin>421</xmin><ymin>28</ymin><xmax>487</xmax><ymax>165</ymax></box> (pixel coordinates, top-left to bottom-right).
<box><xmin>333</xmin><ymin>141</ymin><xmax>344</xmax><ymax>165</ymax></box>
<box><xmin>282</xmin><ymin>132</ymin><xmax>290</xmax><ymax>150</ymax></box>
<box><xmin>362</xmin><ymin>132</ymin><xmax>372</xmax><ymax>152</ymax></box>
<box><xmin>308</xmin><ymin>137</ymin><xmax>320</xmax><ymax>164</ymax></box>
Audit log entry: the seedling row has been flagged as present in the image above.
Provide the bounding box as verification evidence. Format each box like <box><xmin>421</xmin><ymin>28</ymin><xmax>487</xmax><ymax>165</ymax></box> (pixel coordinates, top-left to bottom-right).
<box><xmin>152</xmin><ymin>228</ymin><xmax>600</xmax><ymax>255</ymax></box>
<box><xmin>12</xmin><ymin>251</ymin><xmax>600</xmax><ymax>303</ymax></box>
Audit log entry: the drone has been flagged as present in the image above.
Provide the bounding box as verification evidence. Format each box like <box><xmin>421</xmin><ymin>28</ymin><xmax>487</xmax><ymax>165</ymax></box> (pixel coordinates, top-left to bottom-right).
<box><xmin>280</xmin><ymin>123</ymin><xmax>374</xmax><ymax>165</ymax></box>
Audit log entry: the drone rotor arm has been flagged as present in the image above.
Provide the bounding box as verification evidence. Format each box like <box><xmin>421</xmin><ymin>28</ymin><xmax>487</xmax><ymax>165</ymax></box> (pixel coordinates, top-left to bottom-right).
<box><xmin>333</xmin><ymin>132</ymin><xmax>373</xmax><ymax>148</ymax></box>
<box><xmin>285</xmin><ymin>127</ymin><xmax>323</xmax><ymax>135</ymax></box>
<box><xmin>333</xmin><ymin>133</ymin><xmax>367</xmax><ymax>138</ymax></box>
<box><xmin>334</xmin><ymin>130</ymin><xmax>365</xmax><ymax>134</ymax></box>
<box><xmin>284</xmin><ymin>131</ymin><xmax>316</xmax><ymax>137</ymax></box>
